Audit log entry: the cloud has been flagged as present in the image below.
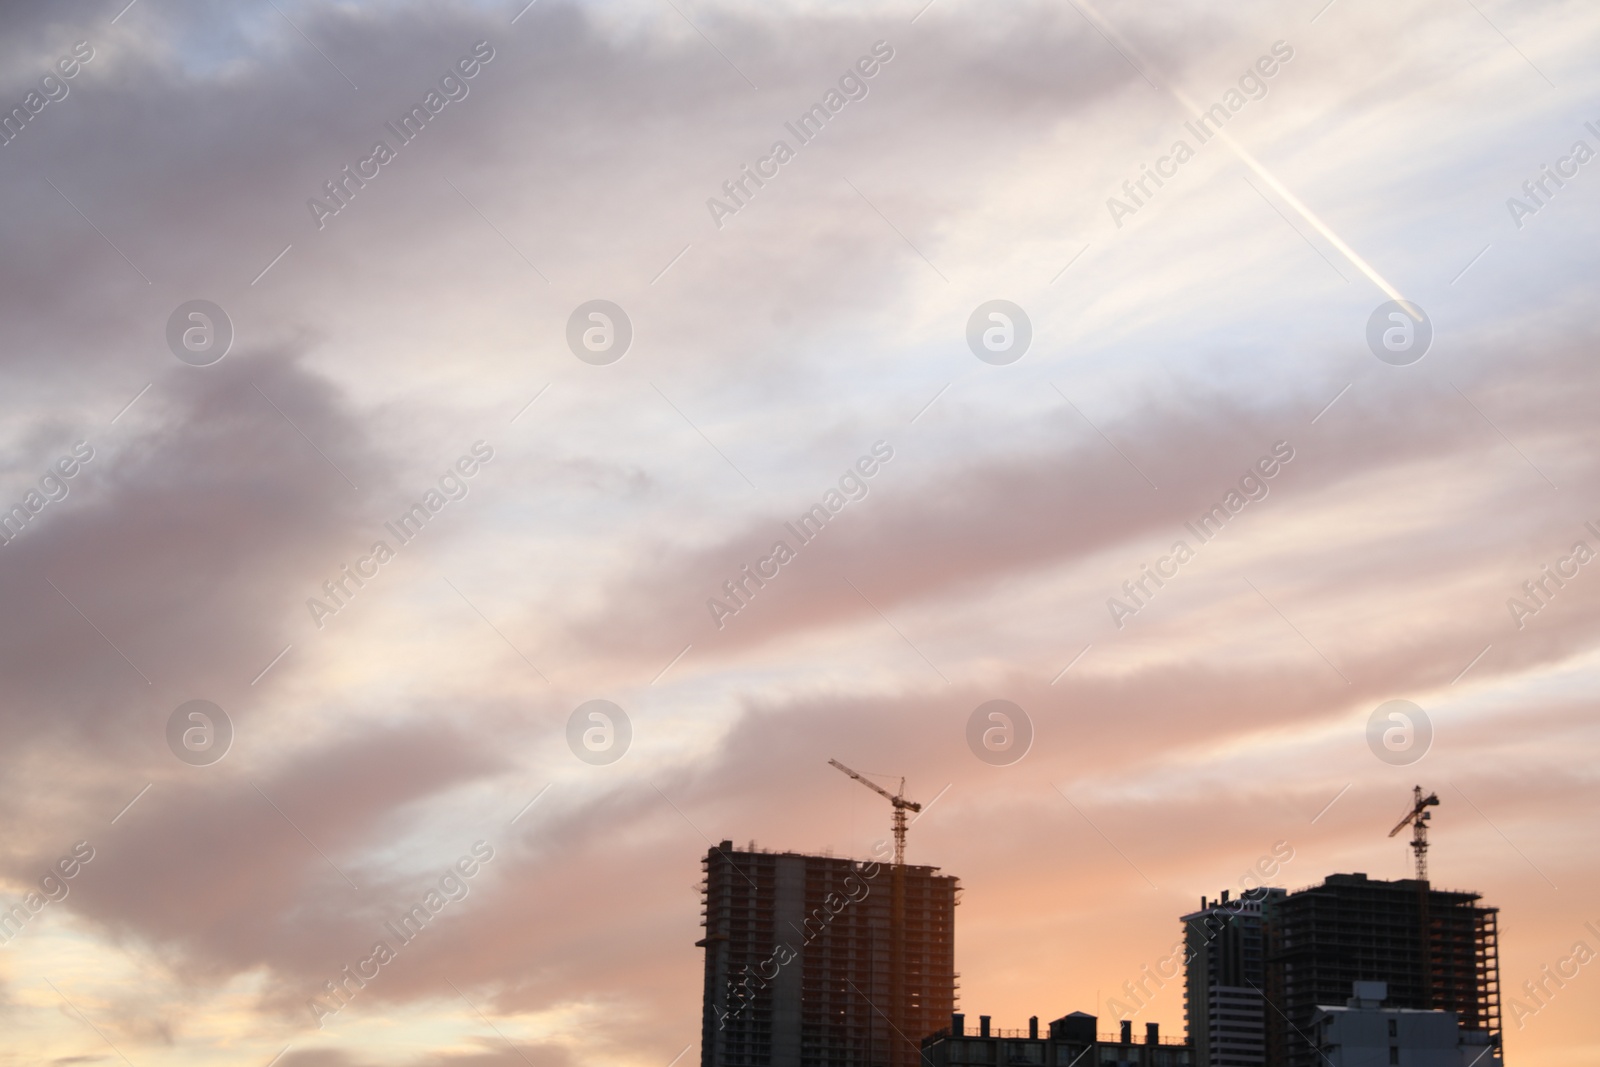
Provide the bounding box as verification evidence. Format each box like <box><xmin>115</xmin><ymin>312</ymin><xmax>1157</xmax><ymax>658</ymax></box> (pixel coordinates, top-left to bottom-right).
<box><xmin>4</xmin><ymin>0</ymin><xmax>1600</xmax><ymax>1064</ymax></box>
<box><xmin>0</xmin><ymin>345</ymin><xmax>393</xmax><ymax>827</ymax></box>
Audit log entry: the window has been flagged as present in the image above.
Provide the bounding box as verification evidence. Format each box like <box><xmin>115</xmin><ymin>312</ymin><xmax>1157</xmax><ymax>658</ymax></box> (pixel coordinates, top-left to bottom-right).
<box><xmin>1388</xmin><ymin>1020</ymin><xmax>1398</xmax><ymax>1038</ymax></box>
<box><xmin>1389</xmin><ymin>1048</ymin><xmax>1399</xmax><ymax>1065</ymax></box>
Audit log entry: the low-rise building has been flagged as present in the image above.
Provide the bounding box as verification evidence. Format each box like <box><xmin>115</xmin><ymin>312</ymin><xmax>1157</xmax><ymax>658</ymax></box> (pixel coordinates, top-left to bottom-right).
<box><xmin>1310</xmin><ymin>982</ymin><xmax>1504</xmax><ymax>1067</ymax></box>
<box><xmin>921</xmin><ymin>1011</ymin><xmax>1193</xmax><ymax>1067</ymax></box>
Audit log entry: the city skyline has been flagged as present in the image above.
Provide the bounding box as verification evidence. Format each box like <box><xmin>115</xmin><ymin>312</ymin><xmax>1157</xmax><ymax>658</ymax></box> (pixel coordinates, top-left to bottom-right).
<box><xmin>691</xmin><ymin>810</ymin><xmax>1510</xmax><ymax>1056</ymax></box>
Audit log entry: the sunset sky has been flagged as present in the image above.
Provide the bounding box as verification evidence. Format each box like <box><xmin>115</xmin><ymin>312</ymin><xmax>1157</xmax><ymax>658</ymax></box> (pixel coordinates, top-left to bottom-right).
<box><xmin>2</xmin><ymin>0</ymin><xmax>1598</xmax><ymax>1064</ymax></box>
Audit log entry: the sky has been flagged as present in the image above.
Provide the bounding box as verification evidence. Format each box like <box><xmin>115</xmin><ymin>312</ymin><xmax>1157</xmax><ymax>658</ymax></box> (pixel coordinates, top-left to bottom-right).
<box><xmin>0</xmin><ymin>0</ymin><xmax>1597</xmax><ymax>1064</ymax></box>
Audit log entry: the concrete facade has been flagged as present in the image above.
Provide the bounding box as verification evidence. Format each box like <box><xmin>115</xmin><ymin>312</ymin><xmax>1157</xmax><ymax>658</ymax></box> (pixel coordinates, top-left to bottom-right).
<box><xmin>699</xmin><ymin>842</ymin><xmax>958</xmax><ymax>1067</ymax></box>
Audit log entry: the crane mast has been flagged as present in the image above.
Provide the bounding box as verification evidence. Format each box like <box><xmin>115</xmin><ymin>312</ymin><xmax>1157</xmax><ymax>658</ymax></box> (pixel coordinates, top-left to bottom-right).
<box><xmin>1388</xmin><ymin>785</ymin><xmax>1441</xmax><ymax>881</ymax></box>
<box><xmin>1388</xmin><ymin>785</ymin><xmax>1442</xmax><ymax>1006</ymax></box>
<box><xmin>829</xmin><ymin>759</ymin><xmax>922</xmax><ymax>1067</ymax></box>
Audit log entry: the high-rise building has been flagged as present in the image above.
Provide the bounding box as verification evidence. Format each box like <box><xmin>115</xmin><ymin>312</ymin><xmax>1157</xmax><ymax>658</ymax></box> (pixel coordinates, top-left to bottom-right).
<box><xmin>1264</xmin><ymin>874</ymin><xmax>1500</xmax><ymax>1067</ymax></box>
<box><xmin>1180</xmin><ymin>887</ymin><xmax>1284</xmax><ymax>1067</ymax></box>
<box><xmin>698</xmin><ymin>841</ymin><xmax>959</xmax><ymax>1067</ymax></box>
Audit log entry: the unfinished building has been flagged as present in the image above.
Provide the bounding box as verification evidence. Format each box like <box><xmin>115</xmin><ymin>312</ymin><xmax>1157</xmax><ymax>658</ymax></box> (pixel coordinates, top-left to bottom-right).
<box><xmin>697</xmin><ymin>842</ymin><xmax>959</xmax><ymax>1067</ymax></box>
<box><xmin>1263</xmin><ymin>873</ymin><xmax>1500</xmax><ymax>1067</ymax></box>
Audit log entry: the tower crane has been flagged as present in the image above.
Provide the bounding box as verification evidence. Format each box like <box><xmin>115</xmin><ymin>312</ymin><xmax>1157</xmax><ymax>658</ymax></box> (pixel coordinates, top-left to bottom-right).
<box><xmin>828</xmin><ymin>758</ymin><xmax>922</xmax><ymax>866</ymax></box>
<box><xmin>1388</xmin><ymin>785</ymin><xmax>1441</xmax><ymax>881</ymax></box>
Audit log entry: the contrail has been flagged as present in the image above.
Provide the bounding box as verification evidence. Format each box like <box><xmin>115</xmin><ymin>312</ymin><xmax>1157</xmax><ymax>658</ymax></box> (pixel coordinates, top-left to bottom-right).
<box><xmin>1070</xmin><ymin>0</ymin><xmax>1411</xmax><ymax>310</ymax></box>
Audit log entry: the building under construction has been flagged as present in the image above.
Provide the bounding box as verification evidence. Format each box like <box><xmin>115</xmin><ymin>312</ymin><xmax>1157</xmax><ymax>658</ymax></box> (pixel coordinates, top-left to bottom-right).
<box><xmin>697</xmin><ymin>842</ymin><xmax>959</xmax><ymax>1067</ymax></box>
<box><xmin>1263</xmin><ymin>873</ymin><xmax>1501</xmax><ymax>1067</ymax></box>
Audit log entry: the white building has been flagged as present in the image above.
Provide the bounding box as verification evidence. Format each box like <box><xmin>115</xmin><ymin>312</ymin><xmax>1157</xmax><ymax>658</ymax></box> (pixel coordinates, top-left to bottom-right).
<box><xmin>1311</xmin><ymin>982</ymin><xmax>1503</xmax><ymax>1067</ymax></box>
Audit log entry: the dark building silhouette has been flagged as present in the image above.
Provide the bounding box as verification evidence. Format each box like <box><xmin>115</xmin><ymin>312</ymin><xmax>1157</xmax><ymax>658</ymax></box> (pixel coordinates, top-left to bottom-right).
<box><xmin>698</xmin><ymin>842</ymin><xmax>958</xmax><ymax>1067</ymax></box>
<box><xmin>1263</xmin><ymin>873</ymin><xmax>1500</xmax><ymax>1067</ymax></box>
<box><xmin>1180</xmin><ymin>888</ymin><xmax>1284</xmax><ymax>1066</ymax></box>
<box><xmin>922</xmin><ymin>1010</ymin><xmax>1193</xmax><ymax>1067</ymax></box>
